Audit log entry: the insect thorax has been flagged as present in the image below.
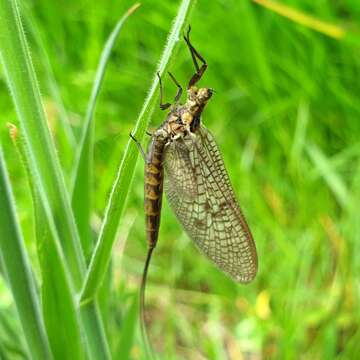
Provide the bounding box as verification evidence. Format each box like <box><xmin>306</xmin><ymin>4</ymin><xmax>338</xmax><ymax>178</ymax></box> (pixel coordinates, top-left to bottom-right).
<box><xmin>154</xmin><ymin>86</ymin><xmax>213</xmax><ymax>142</ymax></box>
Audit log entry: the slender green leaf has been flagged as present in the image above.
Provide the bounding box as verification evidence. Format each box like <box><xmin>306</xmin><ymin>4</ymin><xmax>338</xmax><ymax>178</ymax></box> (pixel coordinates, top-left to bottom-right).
<box><xmin>306</xmin><ymin>143</ymin><xmax>351</xmax><ymax>208</ymax></box>
<box><xmin>114</xmin><ymin>295</ymin><xmax>139</xmax><ymax>360</ymax></box>
<box><xmin>81</xmin><ymin>0</ymin><xmax>197</xmax><ymax>303</ymax></box>
<box><xmin>0</xmin><ymin>146</ymin><xmax>52</xmax><ymax>360</ymax></box>
<box><xmin>290</xmin><ymin>100</ymin><xmax>309</xmax><ymax>163</ymax></box>
<box><xmin>240</xmin><ymin>1</ymin><xmax>273</xmax><ymax>93</ymax></box>
<box><xmin>71</xmin><ymin>3</ymin><xmax>141</xmax><ymax>260</ymax></box>
<box><xmin>38</xmin><ymin>228</ymin><xmax>85</xmax><ymax>360</ymax></box>
<box><xmin>0</xmin><ymin>310</ymin><xmax>27</xmax><ymax>359</ymax></box>
<box><xmin>8</xmin><ymin>126</ymin><xmax>85</xmax><ymax>359</ymax></box>
<box><xmin>0</xmin><ymin>0</ymin><xmax>83</xmax><ymax>288</ymax></box>
<box><xmin>80</xmin><ymin>303</ymin><xmax>110</xmax><ymax>360</ymax></box>
<box><xmin>23</xmin><ymin>6</ymin><xmax>77</xmax><ymax>151</ymax></box>
<box><xmin>0</xmin><ymin>0</ymin><xmax>110</xmax><ymax>356</ymax></box>
<box><xmin>253</xmin><ymin>0</ymin><xmax>345</xmax><ymax>39</ymax></box>
<box><xmin>9</xmin><ymin>124</ymin><xmax>111</xmax><ymax>359</ymax></box>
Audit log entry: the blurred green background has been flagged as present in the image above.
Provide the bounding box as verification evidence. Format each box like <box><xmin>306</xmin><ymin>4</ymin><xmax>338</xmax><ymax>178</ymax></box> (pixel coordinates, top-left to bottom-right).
<box><xmin>1</xmin><ymin>0</ymin><xmax>360</xmax><ymax>359</ymax></box>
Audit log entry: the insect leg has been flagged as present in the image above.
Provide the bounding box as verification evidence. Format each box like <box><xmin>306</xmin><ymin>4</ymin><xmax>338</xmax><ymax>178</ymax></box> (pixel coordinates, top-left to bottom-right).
<box><xmin>156</xmin><ymin>72</ymin><xmax>171</xmax><ymax>110</ymax></box>
<box><xmin>129</xmin><ymin>133</ymin><xmax>148</xmax><ymax>163</ymax></box>
<box><xmin>167</xmin><ymin>71</ymin><xmax>183</xmax><ymax>103</ymax></box>
<box><xmin>184</xmin><ymin>26</ymin><xmax>207</xmax><ymax>88</ymax></box>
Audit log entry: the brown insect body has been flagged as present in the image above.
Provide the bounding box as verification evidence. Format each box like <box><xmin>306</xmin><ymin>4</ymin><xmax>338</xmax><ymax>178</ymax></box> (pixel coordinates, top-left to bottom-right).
<box><xmin>144</xmin><ymin>138</ymin><xmax>165</xmax><ymax>249</ymax></box>
<box><xmin>144</xmin><ymin>86</ymin><xmax>213</xmax><ymax>249</ymax></box>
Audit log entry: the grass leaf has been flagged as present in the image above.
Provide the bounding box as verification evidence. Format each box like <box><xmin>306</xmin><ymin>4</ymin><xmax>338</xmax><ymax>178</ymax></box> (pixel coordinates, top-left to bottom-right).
<box><xmin>0</xmin><ymin>0</ymin><xmax>111</xmax><ymax>356</ymax></box>
<box><xmin>7</xmin><ymin>125</ymin><xmax>85</xmax><ymax>359</ymax></box>
<box><xmin>0</xmin><ymin>0</ymin><xmax>83</xmax><ymax>288</ymax></box>
<box><xmin>0</xmin><ymin>147</ymin><xmax>52</xmax><ymax>360</ymax></box>
<box><xmin>71</xmin><ymin>3</ymin><xmax>141</xmax><ymax>260</ymax></box>
<box><xmin>252</xmin><ymin>0</ymin><xmax>345</xmax><ymax>39</ymax></box>
<box><xmin>306</xmin><ymin>143</ymin><xmax>351</xmax><ymax>209</ymax></box>
<box><xmin>23</xmin><ymin>6</ymin><xmax>77</xmax><ymax>153</ymax></box>
<box><xmin>114</xmin><ymin>294</ymin><xmax>139</xmax><ymax>360</ymax></box>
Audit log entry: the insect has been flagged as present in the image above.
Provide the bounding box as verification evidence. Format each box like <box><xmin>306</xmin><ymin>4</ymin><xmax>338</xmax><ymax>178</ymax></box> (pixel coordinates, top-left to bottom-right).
<box><xmin>130</xmin><ymin>26</ymin><xmax>258</xmax><ymax>349</ymax></box>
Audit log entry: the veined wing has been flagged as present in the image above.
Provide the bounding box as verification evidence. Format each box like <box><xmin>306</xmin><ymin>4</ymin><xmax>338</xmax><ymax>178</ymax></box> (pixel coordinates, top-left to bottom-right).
<box><xmin>164</xmin><ymin>125</ymin><xmax>258</xmax><ymax>283</ymax></box>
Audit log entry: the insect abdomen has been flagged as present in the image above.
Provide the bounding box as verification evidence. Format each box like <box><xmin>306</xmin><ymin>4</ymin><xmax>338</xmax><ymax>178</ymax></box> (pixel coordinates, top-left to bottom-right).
<box><xmin>144</xmin><ymin>138</ymin><xmax>166</xmax><ymax>248</ymax></box>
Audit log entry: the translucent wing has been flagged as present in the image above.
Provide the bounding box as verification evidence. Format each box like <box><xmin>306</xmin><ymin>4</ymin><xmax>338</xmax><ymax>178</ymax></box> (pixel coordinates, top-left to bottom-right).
<box><xmin>164</xmin><ymin>125</ymin><xmax>258</xmax><ymax>283</ymax></box>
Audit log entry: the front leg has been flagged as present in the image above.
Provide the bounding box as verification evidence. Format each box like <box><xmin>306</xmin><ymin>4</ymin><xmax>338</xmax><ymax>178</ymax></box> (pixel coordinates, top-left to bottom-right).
<box><xmin>129</xmin><ymin>133</ymin><xmax>149</xmax><ymax>163</ymax></box>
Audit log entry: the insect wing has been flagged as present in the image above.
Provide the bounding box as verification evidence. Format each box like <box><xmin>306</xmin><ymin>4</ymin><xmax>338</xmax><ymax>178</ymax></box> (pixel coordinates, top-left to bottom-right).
<box><xmin>164</xmin><ymin>125</ymin><xmax>258</xmax><ymax>283</ymax></box>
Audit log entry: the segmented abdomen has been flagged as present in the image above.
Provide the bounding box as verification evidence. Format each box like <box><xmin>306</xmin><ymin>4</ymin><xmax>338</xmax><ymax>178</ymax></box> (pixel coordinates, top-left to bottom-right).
<box><xmin>144</xmin><ymin>138</ymin><xmax>166</xmax><ymax>248</ymax></box>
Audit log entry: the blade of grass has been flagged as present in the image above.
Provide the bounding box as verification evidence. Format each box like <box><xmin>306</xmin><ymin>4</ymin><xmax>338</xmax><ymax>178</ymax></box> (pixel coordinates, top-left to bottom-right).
<box><xmin>240</xmin><ymin>1</ymin><xmax>274</xmax><ymax>94</ymax></box>
<box><xmin>0</xmin><ymin>0</ymin><xmax>83</xmax><ymax>288</ymax></box>
<box><xmin>18</xmin><ymin>7</ymin><xmax>77</xmax><ymax>173</ymax></box>
<box><xmin>0</xmin><ymin>311</ymin><xmax>27</xmax><ymax>358</ymax></box>
<box><xmin>23</xmin><ymin>6</ymin><xmax>77</xmax><ymax>150</ymax></box>
<box><xmin>306</xmin><ymin>143</ymin><xmax>351</xmax><ymax>209</ymax></box>
<box><xmin>71</xmin><ymin>3</ymin><xmax>141</xmax><ymax>260</ymax></box>
<box><xmin>9</xmin><ymin>124</ymin><xmax>111</xmax><ymax>359</ymax></box>
<box><xmin>0</xmin><ymin>0</ymin><xmax>110</xmax><ymax>356</ymax></box>
<box><xmin>81</xmin><ymin>0</ymin><xmax>197</xmax><ymax>303</ymax></box>
<box><xmin>252</xmin><ymin>0</ymin><xmax>345</xmax><ymax>39</ymax></box>
<box><xmin>8</xmin><ymin>125</ymin><xmax>85</xmax><ymax>359</ymax></box>
<box><xmin>0</xmin><ymin>146</ymin><xmax>52</xmax><ymax>360</ymax></box>
<box><xmin>114</xmin><ymin>294</ymin><xmax>139</xmax><ymax>360</ymax></box>
<box><xmin>290</xmin><ymin>100</ymin><xmax>309</xmax><ymax>164</ymax></box>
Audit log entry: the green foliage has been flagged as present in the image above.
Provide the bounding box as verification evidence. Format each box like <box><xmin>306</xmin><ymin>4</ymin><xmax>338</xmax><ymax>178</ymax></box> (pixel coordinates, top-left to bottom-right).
<box><xmin>0</xmin><ymin>147</ymin><xmax>51</xmax><ymax>359</ymax></box>
<box><xmin>0</xmin><ymin>0</ymin><xmax>360</xmax><ymax>359</ymax></box>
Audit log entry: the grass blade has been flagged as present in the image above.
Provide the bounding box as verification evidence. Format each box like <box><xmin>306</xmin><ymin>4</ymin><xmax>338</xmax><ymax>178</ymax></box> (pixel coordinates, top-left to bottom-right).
<box><xmin>240</xmin><ymin>1</ymin><xmax>274</xmax><ymax>93</ymax></box>
<box><xmin>71</xmin><ymin>3</ymin><xmax>141</xmax><ymax>260</ymax></box>
<box><xmin>252</xmin><ymin>0</ymin><xmax>345</xmax><ymax>39</ymax></box>
<box><xmin>7</xmin><ymin>125</ymin><xmax>85</xmax><ymax>359</ymax></box>
<box><xmin>39</xmin><ymin>230</ymin><xmax>85</xmax><ymax>359</ymax></box>
<box><xmin>306</xmin><ymin>143</ymin><xmax>351</xmax><ymax>209</ymax></box>
<box><xmin>23</xmin><ymin>7</ymin><xmax>77</xmax><ymax>151</ymax></box>
<box><xmin>0</xmin><ymin>0</ymin><xmax>111</xmax><ymax>356</ymax></box>
<box><xmin>0</xmin><ymin>146</ymin><xmax>52</xmax><ymax>360</ymax></box>
<box><xmin>0</xmin><ymin>0</ymin><xmax>83</xmax><ymax>287</ymax></box>
<box><xmin>114</xmin><ymin>294</ymin><xmax>139</xmax><ymax>360</ymax></box>
<box><xmin>81</xmin><ymin>0</ymin><xmax>197</xmax><ymax>303</ymax></box>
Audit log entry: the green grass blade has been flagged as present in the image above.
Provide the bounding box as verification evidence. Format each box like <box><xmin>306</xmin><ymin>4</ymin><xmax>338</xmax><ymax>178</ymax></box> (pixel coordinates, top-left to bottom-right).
<box><xmin>0</xmin><ymin>310</ymin><xmax>28</xmax><ymax>358</ymax></box>
<box><xmin>80</xmin><ymin>302</ymin><xmax>111</xmax><ymax>360</ymax></box>
<box><xmin>71</xmin><ymin>3</ymin><xmax>141</xmax><ymax>260</ymax></box>
<box><xmin>252</xmin><ymin>0</ymin><xmax>345</xmax><ymax>39</ymax></box>
<box><xmin>290</xmin><ymin>100</ymin><xmax>309</xmax><ymax>164</ymax></box>
<box><xmin>114</xmin><ymin>294</ymin><xmax>139</xmax><ymax>359</ymax></box>
<box><xmin>80</xmin><ymin>0</ymin><xmax>197</xmax><ymax>303</ymax></box>
<box><xmin>0</xmin><ymin>0</ymin><xmax>84</xmax><ymax>287</ymax></box>
<box><xmin>240</xmin><ymin>1</ymin><xmax>274</xmax><ymax>93</ymax></box>
<box><xmin>0</xmin><ymin>147</ymin><xmax>52</xmax><ymax>360</ymax></box>
<box><xmin>0</xmin><ymin>0</ymin><xmax>111</xmax><ymax>356</ymax></box>
<box><xmin>39</xmin><ymin>230</ymin><xmax>85</xmax><ymax>359</ymax></box>
<box><xmin>306</xmin><ymin>143</ymin><xmax>351</xmax><ymax>209</ymax></box>
<box><xmin>23</xmin><ymin>7</ymin><xmax>77</xmax><ymax>151</ymax></box>
<box><xmin>9</xmin><ymin>125</ymin><xmax>111</xmax><ymax>359</ymax></box>
<box><xmin>8</xmin><ymin>126</ymin><xmax>86</xmax><ymax>359</ymax></box>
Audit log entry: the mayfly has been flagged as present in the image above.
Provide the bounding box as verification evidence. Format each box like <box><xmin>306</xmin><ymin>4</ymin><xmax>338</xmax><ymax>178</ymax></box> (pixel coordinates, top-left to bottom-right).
<box><xmin>131</xmin><ymin>26</ymin><xmax>258</xmax><ymax>347</ymax></box>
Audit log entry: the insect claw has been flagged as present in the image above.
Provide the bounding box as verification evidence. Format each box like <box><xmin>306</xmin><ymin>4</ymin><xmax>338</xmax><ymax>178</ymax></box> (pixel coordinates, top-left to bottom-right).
<box><xmin>183</xmin><ymin>25</ymin><xmax>191</xmax><ymax>42</ymax></box>
<box><xmin>186</xmin><ymin>25</ymin><xmax>191</xmax><ymax>39</ymax></box>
